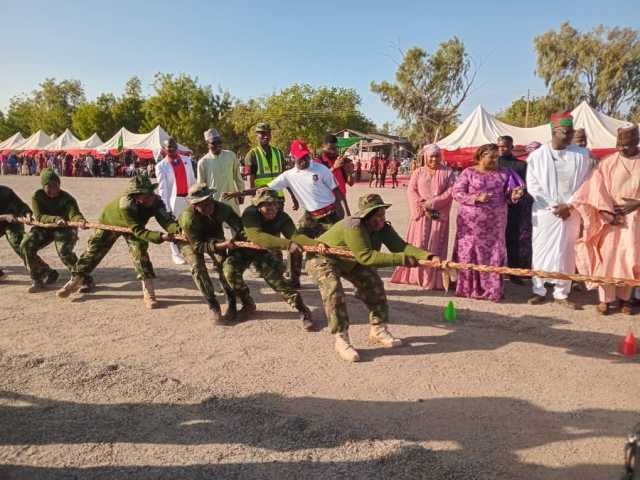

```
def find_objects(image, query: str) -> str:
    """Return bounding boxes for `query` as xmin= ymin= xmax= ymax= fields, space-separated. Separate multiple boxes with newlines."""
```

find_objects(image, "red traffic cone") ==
xmin=619 ymin=331 xmax=637 ymax=357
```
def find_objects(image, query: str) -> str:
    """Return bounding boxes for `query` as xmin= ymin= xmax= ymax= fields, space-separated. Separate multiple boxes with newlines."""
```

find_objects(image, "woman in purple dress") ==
xmin=452 ymin=144 xmax=525 ymax=302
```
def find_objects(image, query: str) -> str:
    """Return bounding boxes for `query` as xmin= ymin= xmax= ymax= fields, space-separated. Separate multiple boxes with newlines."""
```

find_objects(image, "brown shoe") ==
xmin=527 ymin=294 xmax=546 ymax=305
xmin=596 ymin=302 xmax=609 ymax=315
xmin=141 ymin=279 xmax=159 ymax=309
xmin=368 ymin=324 xmax=403 ymax=348
xmin=334 ymin=331 xmax=360 ymax=362
xmin=299 ymin=306 xmax=316 ymax=332
xmin=56 ymin=275 xmax=84 ymax=298
xmin=620 ymin=301 xmax=633 ymax=316
xmin=554 ymin=298 xmax=577 ymax=310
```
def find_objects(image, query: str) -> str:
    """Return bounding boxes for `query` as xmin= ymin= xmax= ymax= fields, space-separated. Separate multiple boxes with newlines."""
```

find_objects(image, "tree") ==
xmin=534 ymin=23 xmax=640 ymax=116
xmin=0 ymin=110 xmax=14 ymax=140
xmin=71 ymin=93 xmax=119 ymax=140
xmin=371 ymin=38 xmax=475 ymax=142
xmin=495 ymin=96 xmax=560 ymax=127
xmin=112 ymin=76 xmax=145 ymax=132
xmin=142 ymin=73 xmax=233 ymax=157
xmin=226 ymin=84 xmax=375 ymax=154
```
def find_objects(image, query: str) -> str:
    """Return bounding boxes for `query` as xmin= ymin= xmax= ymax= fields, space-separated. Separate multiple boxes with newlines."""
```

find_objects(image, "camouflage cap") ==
xmin=187 ymin=183 xmax=217 ymax=204
xmin=40 ymin=167 xmax=60 ymax=187
xmin=253 ymin=189 xmax=280 ymax=207
xmin=255 ymin=122 xmax=272 ymax=133
xmin=352 ymin=193 xmax=392 ymax=219
xmin=125 ymin=174 xmax=158 ymax=195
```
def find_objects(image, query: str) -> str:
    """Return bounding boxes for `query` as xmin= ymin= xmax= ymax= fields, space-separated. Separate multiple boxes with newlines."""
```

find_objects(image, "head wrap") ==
xmin=525 ymin=141 xmax=542 ymax=154
xmin=204 ymin=128 xmax=221 ymax=143
xmin=40 ymin=168 xmax=60 ymax=187
xmin=616 ymin=124 xmax=640 ymax=148
xmin=550 ymin=112 xmax=573 ymax=129
xmin=423 ymin=144 xmax=441 ymax=157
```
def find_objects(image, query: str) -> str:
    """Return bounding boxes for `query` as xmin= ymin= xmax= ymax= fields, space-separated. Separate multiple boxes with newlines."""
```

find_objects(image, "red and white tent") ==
xmin=0 ymin=132 xmax=26 ymax=155
xmin=437 ymin=101 xmax=636 ymax=167
xmin=15 ymin=130 xmax=53 ymax=155
xmin=43 ymin=128 xmax=80 ymax=151
xmin=96 ymin=126 xmax=191 ymax=160
xmin=65 ymin=133 xmax=104 ymax=155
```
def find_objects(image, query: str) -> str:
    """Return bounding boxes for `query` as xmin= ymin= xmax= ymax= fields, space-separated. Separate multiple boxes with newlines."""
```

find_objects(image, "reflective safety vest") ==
xmin=253 ymin=146 xmax=284 ymax=196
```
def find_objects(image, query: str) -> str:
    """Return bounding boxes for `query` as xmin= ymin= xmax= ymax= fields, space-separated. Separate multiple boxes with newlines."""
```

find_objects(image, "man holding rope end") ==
xmin=306 ymin=193 xmax=438 ymax=362
xmin=56 ymin=175 xmax=180 ymax=309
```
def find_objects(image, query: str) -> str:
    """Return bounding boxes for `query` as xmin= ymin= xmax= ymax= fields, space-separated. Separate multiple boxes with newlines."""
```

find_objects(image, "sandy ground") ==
xmin=0 ymin=175 xmax=638 ymax=480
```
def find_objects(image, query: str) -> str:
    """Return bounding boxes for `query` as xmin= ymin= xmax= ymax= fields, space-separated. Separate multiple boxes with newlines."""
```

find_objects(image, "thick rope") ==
xmin=17 ymin=219 xmax=640 ymax=288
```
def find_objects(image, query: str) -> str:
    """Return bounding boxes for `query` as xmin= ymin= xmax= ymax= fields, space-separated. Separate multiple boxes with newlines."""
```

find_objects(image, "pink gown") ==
xmin=391 ymin=165 xmax=455 ymax=289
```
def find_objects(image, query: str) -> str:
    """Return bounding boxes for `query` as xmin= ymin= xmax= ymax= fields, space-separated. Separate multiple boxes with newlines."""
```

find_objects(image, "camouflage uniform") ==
xmin=222 ymin=192 xmax=316 ymax=312
xmin=74 ymin=177 xmax=180 ymax=280
xmin=306 ymin=194 xmax=432 ymax=334
xmin=21 ymin=179 xmax=85 ymax=281
xmin=0 ymin=185 xmax=51 ymax=274
xmin=289 ymin=210 xmax=340 ymax=278
xmin=178 ymin=199 xmax=242 ymax=310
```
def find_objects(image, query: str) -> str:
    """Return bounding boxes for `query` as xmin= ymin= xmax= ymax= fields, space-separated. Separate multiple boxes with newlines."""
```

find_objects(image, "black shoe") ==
xmin=237 ymin=297 xmax=257 ymax=321
xmin=43 ymin=269 xmax=59 ymax=285
xmin=78 ymin=275 xmax=96 ymax=294
xmin=27 ymin=280 xmax=45 ymax=293
xmin=527 ymin=294 xmax=546 ymax=305
xmin=510 ymin=276 xmax=525 ymax=285
xmin=299 ymin=306 xmax=316 ymax=332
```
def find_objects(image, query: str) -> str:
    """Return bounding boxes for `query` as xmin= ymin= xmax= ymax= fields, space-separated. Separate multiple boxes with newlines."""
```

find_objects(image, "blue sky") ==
xmin=2 ymin=0 xmax=639 ymax=126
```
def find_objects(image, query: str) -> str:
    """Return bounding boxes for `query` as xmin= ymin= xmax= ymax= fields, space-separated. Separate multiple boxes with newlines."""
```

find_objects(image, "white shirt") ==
xmin=269 ymin=162 xmax=337 ymax=212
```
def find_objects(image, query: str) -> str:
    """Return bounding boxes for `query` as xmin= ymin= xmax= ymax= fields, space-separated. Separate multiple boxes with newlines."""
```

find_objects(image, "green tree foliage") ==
xmin=112 ymin=76 xmax=145 ymax=132
xmin=226 ymin=84 xmax=375 ymax=155
xmin=495 ymin=96 xmax=560 ymax=127
xmin=71 ymin=93 xmax=119 ymax=140
xmin=534 ymin=23 xmax=640 ymax=116
xmin=142 ymin=73 xmax=233 ymax=157
xmin=371 ymin=38 xmax=474 ymax=143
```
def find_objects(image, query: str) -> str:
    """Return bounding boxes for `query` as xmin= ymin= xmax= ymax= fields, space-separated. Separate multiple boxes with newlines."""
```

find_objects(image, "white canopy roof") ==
xmin=0 ymin=132 xmax=25 ymax=151
xmin=43 ymin=128 xmax=80 ymax=151
xmin=437 ymin=101 xmax=636 ymax=150
xmin=15 ymin=130 xmax=53 ymax=151
xmin=96 ymin=126 xmax=191 ymax=158
xmin=74 ymin=133 xmax=104 ymax=150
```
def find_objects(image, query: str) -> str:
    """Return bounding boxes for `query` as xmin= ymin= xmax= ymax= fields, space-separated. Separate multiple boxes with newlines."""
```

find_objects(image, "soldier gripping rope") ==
xmin=178 ymin=183 xmax=242 ymax=325
xmin=20 ymin=168 xmax=94 ymax=293
xmin=306 ymin=194 xmax=438 ymax=362
xmin=56 ymin=175 xmax=180 ymax=308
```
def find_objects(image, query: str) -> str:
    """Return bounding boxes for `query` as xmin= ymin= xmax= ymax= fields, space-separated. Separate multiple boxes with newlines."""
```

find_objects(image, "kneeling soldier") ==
xmin=223 ymin=189 xmax=315 ymax=330
xmin=179 ymin=183 xmax=242 ymax=325
xmin=0 ymin=185 xmax=52 ymax=280
xmin=20 ymin=168 xmax=93 ymax=293
xmin=307 ymin=194 xmax=437 ymax=362
xmin=57 ymin=175 xmax=180 ymax=308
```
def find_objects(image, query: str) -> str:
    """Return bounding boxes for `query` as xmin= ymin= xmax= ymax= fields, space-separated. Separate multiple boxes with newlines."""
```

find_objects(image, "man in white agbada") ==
xmin=155 ymin=137 xmax=197 ymax=265
xmin=526 ymin=112 xmax=592 ymax=308
xmin=197 ymin=128 xmax=244 ymax=214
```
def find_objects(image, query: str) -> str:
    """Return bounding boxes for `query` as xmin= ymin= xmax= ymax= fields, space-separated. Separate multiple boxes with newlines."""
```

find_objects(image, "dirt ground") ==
xmin=0 ymin=175 xmax=638 ymax=480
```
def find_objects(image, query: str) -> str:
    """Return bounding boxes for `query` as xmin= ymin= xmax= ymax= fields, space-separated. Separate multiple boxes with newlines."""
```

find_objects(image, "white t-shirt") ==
xmin=268 ymin=162 xmax=337 ymax=211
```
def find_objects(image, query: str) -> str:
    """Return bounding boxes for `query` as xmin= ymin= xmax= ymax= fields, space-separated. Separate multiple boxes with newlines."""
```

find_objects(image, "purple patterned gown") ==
xmin=452 ymin=167 xmax=524 ymax=302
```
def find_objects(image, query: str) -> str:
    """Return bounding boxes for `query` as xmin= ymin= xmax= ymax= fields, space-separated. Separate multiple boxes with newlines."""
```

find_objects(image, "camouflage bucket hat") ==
xmin=352 ymin=193 xmax=392 ymax=219
xmin=255 ymin=122 xmax=272 ymax=133
xmin=187 ymin=183 xmax=217 ymax=204
xmin=125 ymin=175 xmax=158 ymax=195
xmin=253 ymin=189 xmax=280 ymax=207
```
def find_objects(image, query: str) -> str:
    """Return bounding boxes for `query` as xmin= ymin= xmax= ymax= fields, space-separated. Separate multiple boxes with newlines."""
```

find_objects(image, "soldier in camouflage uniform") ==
xmin=222 ymin=189 xmax=317 ymax=331
xmin=178 ymin=183 xmax=242 ymax=325
xmin=0 ymin=185 xmax=52 ymax=281
xmin=57 ymin=175 xmax=180 ymax=309
xmin=20 ymin=168 xmax=95 ymax=293
xmin=307 ymin=194 xmax=437 ymax=362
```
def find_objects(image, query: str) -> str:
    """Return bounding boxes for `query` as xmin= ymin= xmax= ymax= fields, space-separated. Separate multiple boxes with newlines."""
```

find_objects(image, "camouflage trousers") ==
xmin=306 ymin=256 xmax=388 ymax=334
xmin=179 ymin=241 xmax=235 ymax=310
xmin=74 ymin=229 xmax=155 ymax=280
xmin=1 ymin=223 xmax=50 ymax=273
xmin=288 ymin=210 xmax=340 ymax=281
xmin=20 ymin=227 xmax=78 ymax=281
xmin=223 ymin=249 xmax=305 ymax=311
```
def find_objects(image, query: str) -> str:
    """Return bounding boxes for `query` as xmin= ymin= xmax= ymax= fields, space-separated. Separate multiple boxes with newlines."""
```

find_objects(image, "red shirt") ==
xmin=387 ymin=159 xmax=399 ymax=175
xmin=317 ymin=153 xmax=347 ymax=195
xmin=169 ymin=156 xmax=188 ymax=196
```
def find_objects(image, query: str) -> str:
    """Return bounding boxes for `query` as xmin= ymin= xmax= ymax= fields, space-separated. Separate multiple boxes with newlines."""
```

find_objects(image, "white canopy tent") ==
xmin=96 ymin=126 xmax=191 ymax=160
xmin=15 ymin=130 xmax=53 ymax=152
xmin=43 ymin=128 xmax=80 ymax=151
xmin=0 ymin=132 xmax=26 ymax=152
xmin=62 ymin=132 xmax=104 ymax=153
xmin=438 ymin=101 xmax=635 ymax=150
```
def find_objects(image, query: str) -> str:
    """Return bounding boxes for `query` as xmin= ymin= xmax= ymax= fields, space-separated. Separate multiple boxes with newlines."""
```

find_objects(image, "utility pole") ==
xmin=525 ymin=89 xmax=531 ymax=128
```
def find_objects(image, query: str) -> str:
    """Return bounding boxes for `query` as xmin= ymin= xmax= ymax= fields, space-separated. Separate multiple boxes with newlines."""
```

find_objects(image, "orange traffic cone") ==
xmin=619 ymin=331 xmax=637 ymax=357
